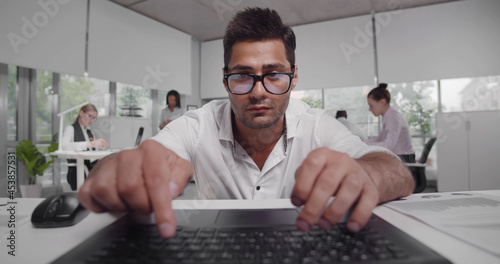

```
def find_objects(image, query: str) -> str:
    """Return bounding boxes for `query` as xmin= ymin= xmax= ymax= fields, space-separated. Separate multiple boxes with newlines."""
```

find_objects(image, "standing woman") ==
xmin=159 ymin=90 xmax=184 ymax=130
xmin=364 ymin=83 xmax=415 ymax=163
xmin=62 ymin=103 xmax=108 ymax=190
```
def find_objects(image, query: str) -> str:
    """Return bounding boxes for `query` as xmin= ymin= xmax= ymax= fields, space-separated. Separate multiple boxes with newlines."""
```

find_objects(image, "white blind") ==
xmin=0 ymin=0 xmax=86 ymax=76
xmin=293 ymin=14 xmax=375 ymax=90
xmin=200 ymin=39 xmax=225 ymax=99
xmin=377 ymin=0 xmax=500 ymax=83
xmin=88 ymin=0 xmax=192 ymax=94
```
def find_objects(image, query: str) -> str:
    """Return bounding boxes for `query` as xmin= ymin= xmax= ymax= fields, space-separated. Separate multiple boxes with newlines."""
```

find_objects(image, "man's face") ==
xmin=224 ymin=39 xmax=298 ymax=129
xmin=367 ymin=97 xmax=386 ymax=117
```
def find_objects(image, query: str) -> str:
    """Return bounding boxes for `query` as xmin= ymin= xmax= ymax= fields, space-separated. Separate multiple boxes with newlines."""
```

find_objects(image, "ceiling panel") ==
xmin=109 ymin=0 xmax=457 ymax=41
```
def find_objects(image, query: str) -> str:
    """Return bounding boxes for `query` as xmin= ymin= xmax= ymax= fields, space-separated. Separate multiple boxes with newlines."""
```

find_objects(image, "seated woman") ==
xmin=364 ymin=83 xmax=415 ymax=163
xmin=61 ymin=103 xmax=108 ymax=190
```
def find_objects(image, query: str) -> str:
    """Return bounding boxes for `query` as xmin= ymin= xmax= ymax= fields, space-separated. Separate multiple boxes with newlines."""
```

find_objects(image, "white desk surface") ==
xmin=1 ymin=190 xmax=499 ymax=264
xmin=50 ymin=150 xmax=115 ymax=160
xmin=49 ymin=150 xmax=116 ymax=190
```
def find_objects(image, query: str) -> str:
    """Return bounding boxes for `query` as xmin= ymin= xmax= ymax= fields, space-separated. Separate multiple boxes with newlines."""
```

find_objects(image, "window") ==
xmin=291 ymin=89 xmax=323 ymax=108
xmin=323 ymin=85 xmax=376 ymax=137
xmin=36 ymin=70 xmax=54 ymax=142
xmin=441 ymin=75 xmax=500 ymax=112
xmin=158 ymin=90 xmax=168 ymax=111
xmin=60 ymin=75 xmax=109 ymax=126
xmin=8 ymin=65 xmax=17 ymax=141
xmin=387 ymin=81 xmax=438 ymax=144
xmin=117 ymin=83 xmax=151 ymax=118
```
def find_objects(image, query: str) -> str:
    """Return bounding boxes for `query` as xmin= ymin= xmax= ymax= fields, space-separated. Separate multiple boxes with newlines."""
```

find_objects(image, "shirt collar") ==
xmin=215 ymin=100 xmax=291 ymax=154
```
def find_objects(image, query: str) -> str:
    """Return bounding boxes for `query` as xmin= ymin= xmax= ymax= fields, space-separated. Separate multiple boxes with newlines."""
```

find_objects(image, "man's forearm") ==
xmin=356 ymin=152 xmax=414 ymax=203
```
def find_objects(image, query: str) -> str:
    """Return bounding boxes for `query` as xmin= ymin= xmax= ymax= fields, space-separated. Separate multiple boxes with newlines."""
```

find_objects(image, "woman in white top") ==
xmin=61 ymin=103 xmax=108 ymax=190
xmin=364 ymin=83 xmax=415 ymax=163
xmin=159 ymin=90 xmax=185 ymax=130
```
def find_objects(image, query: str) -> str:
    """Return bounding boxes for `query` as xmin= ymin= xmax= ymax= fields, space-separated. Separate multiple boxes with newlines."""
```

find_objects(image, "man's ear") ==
xmin=291 ymin=64 xmax=299 ymax=91
xmin=222 ymin=67 xmax=230 ymax=93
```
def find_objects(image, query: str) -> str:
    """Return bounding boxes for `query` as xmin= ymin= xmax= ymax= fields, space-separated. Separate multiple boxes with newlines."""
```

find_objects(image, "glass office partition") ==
xmin=36 ymin=70 xmax=54 ymax=142
xmin=8 ymin=65 xmax=17 ymax=142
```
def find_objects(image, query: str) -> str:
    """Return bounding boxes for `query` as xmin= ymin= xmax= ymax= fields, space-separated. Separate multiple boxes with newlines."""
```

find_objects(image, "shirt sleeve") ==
xmin=61 ymin=125 xmax=88 ymax=151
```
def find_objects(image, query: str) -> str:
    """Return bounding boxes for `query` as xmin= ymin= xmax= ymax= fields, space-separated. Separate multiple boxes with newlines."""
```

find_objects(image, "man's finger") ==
xmin=117 ymin=149 xmax=151 ymax=214
xmin=292 ymin=148 xmax=329 ymax=206
xmin=141 ymin=141 xmax=177 ymax=238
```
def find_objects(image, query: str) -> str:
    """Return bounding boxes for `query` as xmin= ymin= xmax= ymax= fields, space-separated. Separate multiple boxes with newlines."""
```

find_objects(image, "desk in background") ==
xmin=1 ymin=190 xmax=499 ymax=264
xmin=49 ymin=150 xmax=115 ymax=190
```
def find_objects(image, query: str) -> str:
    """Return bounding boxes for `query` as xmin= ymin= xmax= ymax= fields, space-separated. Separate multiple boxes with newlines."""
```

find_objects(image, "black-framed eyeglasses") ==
xmin=224 ymin=66 xmax=295 ymax=95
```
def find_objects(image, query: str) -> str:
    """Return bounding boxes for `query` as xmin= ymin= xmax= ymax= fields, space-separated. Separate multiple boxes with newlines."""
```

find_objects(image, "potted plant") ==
xmin=15 ymin=135 xmax=58 ymax=197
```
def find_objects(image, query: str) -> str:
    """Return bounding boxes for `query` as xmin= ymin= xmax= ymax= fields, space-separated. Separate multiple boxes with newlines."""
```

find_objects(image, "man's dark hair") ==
xmin=223 ymin=7 xmax=296 ymax=69
xmin=367 ymin=83 xmax=391 ymax=103
xmin=336 ymin=110 xmax=347 ymax=119
xmin=166 ymin=90 xmax=181 ymax=108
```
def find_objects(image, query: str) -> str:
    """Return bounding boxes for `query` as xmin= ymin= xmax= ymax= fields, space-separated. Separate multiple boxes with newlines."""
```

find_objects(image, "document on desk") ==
xmin=384 ymin=192 xmax=500 ymax=257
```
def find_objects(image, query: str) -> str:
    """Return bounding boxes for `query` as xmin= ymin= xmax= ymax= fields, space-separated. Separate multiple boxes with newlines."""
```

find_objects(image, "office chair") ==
xmin=405 ymin=137 xmax=437 ymax=193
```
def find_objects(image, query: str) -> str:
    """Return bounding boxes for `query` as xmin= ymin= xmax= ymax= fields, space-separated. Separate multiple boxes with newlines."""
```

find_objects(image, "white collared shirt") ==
xmin=61 ymin=124 xmax=90 ymax=151
xmin=152 ymin=98 xmax=393 ymax=200
xmin=160 ymin=107 xmax=185 ymax=124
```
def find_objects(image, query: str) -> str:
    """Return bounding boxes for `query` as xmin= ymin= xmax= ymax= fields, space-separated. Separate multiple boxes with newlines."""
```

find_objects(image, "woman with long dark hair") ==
xmin=159 ymin=90 xmax=184 ymax=129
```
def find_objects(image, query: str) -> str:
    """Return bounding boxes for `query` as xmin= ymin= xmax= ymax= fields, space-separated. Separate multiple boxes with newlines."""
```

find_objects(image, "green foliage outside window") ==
xmin=119 ymin=86 xmax=149 ymax=116
xmin=301 ymin=96 xmax=322 ymax=109
xmin=60 ymin=75 xmax=96 ymax=125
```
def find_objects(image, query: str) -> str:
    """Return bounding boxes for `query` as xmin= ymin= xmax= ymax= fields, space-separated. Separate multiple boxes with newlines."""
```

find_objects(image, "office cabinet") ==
xmin=91 ymin=116 xmax=152 ymax=150
xmin=436 ymin=111 xmax=500 ymax=191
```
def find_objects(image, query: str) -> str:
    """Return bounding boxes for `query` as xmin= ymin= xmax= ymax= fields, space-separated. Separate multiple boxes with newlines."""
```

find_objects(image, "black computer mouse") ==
xmin=31 ymin=192 xmax=90 ymax=228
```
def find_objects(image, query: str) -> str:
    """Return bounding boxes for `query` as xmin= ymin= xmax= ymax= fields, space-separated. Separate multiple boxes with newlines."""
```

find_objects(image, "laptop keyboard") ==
xmin=85 ymin=219 xmax=410 ymax=264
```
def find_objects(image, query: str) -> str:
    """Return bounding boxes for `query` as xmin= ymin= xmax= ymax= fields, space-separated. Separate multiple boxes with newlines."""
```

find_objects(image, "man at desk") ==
xmin=79 ymin=8 xmax=414 ymax=238
xmin=62 ymin=103 xmax=109 ymax=190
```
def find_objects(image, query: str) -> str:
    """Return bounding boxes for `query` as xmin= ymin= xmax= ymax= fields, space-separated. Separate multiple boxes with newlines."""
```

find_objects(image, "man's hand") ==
xmin=291 ymin=147 xmax=414 ymax=233
xmin=78 ymin=140 xmax=194 ymax=238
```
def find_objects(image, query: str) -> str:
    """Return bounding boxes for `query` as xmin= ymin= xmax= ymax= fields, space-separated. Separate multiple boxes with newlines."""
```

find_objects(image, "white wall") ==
xmin=377 ymin=0 xmax=500 ymax=83
xmin=0 ymin=0 xmax=86 ymax=76
xmin=200 ymin=39 xmax=225 ymax=99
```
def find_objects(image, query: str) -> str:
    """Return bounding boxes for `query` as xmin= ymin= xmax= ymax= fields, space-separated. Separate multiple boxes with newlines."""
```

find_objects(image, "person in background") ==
xmin=61 ymin=103 xmax=109 ymax=190
xmin=335 ymin=110 xmax=368 ymax=141
xmin=79 ymin=8 xmax=414 ymax=239
xmin=159 ymin=90 xmax=184 ymax=130
xmin=364 ymin=83 xmax=415 ymax=163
